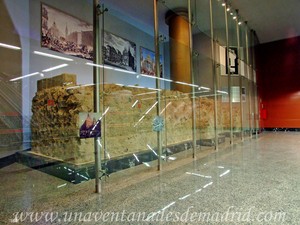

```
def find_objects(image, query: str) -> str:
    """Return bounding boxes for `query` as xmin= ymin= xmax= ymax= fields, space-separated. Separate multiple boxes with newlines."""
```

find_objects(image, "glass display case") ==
xmin=0 ymin=0 xmax=259 ymax=196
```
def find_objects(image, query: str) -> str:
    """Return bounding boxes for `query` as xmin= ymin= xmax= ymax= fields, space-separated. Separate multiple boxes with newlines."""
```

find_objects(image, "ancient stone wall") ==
xmin=31 ymin=74 xmax=240 ymax=164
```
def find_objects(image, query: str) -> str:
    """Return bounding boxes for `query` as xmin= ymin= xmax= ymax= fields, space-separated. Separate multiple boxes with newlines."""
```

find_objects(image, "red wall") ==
xmin=256 ymin=36 xmax=300 ymax=128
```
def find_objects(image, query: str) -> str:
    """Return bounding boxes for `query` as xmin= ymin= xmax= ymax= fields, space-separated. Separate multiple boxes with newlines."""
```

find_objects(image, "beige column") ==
xmin=166 ymin=10 xmax=191 ymax=93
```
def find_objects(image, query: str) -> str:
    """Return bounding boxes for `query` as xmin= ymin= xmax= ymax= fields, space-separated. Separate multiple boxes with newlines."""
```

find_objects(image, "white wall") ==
xmin=4 ymin=0 xmax=31 ymax=147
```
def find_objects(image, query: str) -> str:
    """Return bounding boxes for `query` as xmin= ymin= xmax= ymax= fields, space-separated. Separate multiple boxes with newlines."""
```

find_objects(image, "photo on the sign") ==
xmin=79 ymin=112 xmax=101 ymax=139
xmin=140 ymin=47 xmax=163 ymax=77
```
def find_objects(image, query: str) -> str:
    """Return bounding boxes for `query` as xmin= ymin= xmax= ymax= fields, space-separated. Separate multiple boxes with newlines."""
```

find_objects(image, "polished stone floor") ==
xmin=0 ymin=132 xmax=299 ymax=224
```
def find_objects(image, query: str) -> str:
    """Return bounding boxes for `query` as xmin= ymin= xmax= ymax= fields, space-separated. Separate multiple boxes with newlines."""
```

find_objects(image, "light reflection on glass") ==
xmin=203 ymin=182 xmax=213 ymax=188
xmin=57 ymin=183 xmax=67 ymax=188
xmin=34 ymin=51 xmax=73 ymax=61
xmin=42 ymin=64 xmax=68 ymax=72
xmin=133 ymin=153 xmax=140 ymax=162
xmin=10 ymin=72 xmax=40 ymax=81
xmin=186 ymin=172 xmax=212 ymax=179
xmin=219 ymin=169 xmax=230 ymax=177
xmin=179 ymin=194 xmax=191 ymax=200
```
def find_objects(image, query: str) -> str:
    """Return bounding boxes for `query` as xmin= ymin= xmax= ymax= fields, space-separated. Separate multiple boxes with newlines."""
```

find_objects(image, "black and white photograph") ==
xmin=103 ymin=31 xmax=136 ymax=72
xmin=41 ymin=4 xmax=93 ymax=60
xmin=226 ymin=47 xmax=238 ymax=75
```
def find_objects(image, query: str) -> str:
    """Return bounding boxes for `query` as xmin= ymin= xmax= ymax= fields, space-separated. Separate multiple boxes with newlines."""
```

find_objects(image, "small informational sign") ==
xmin=79 ymin=112 xmax=101 ymax=138
xmin=152 ymin=116 xmax=164 ymax=132
xmin=241 ymin=87 xmax=246 ymax=102
xmin=47 ymin=99 xmax=55 ymax=106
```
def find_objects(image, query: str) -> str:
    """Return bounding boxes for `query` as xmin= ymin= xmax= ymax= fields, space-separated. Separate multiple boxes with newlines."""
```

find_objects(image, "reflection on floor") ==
xmin=0 ymin=132 xmax=299 ymax=224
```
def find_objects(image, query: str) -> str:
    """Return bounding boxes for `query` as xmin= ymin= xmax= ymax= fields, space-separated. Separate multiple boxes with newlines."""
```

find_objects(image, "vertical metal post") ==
xmin=153 ymin=0 xmax=162 ymax=170
xmin=209 ymin=0 xmax=218 ymax=151
xmin=224 ymin=4 xmax=233 ymax=145
xmin=245 ymin=25 xmax=252 ymax=138
xmin=237 ymin=20 xmax=244 ymax=141
xmin=93 ymin=0 xmax=101 ymax=193
xmin=101 ymin=4 xmax=106 ymax=165
xmin=188 ymin=0 xmax=197 ymax=158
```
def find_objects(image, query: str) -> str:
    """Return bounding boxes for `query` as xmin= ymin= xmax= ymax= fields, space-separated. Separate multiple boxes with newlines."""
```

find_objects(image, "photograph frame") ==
xmin=103 ymin=31 xmax=137 ymax=72
xmin=140 ymin=46 xmax=163 ymax=77
xmin=226 ymin=47 xmax=239 ymax=75
xmin=79 ymin=112 xmax=101 ymax=139
xmin=41 ymin=3 xmax=93 ymax=60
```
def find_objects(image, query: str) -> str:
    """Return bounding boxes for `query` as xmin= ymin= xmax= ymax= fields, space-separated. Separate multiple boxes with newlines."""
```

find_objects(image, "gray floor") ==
xmin=0 ymin=132 xmax=299 ymax=224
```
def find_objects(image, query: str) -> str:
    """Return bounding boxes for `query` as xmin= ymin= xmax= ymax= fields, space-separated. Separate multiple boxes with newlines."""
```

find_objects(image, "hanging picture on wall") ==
xmin=103 ymin=31 xmax=137 ymax=72
xmin=41 ymin=4 xmax=93 ymax=60
xmin=219 ymin=46 xmax=238 ymax=75
xmin=226 ymin=47 xmax=238 ymax=75
xmin=140 ymin=47 xmax=163 ymax=77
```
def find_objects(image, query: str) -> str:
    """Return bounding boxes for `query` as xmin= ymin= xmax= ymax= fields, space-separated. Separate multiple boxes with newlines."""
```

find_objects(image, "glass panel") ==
xmin=248 ymin=30 xmax=254 ymax=80
xmin=242 ymin=77 xmax=250 ymax=137
xmin=253 ymin=83 xmax=259 ymax=134
xmin=1 ymin=1 xmax=259 ymax=221
xmin=251 ymin=31 xmax=259 ymax=134
xmin=238 ymin=23 xmax=247 ymax=78
xmin=249 ymin=80 xmax=255 ymax=135
xmin=193 ymin=0 xmax=212 ymax=37
xmin=192 ymin=0 xmax=216 ymax=153
xmin=238 ymin=23 xmax=249 ymax=137
xmin=212 ymin=0 xmax=230 ymax=147
xmin=29 ymin=0 xmax=95 ymax=182
xmin=246 ymin=28 xmax=254 ymax=135
xmin=250 ymin=31 xmax=259 ymax=134
xmin=100 ymin=0 xmax=161 ymax=173
xmin=159 ymin=0 xmax=194 ymax=164
xmin=1 ymin=0 xmax=95 ymax=216
xmin=0 ymin=0 xmax=23 ymax=154
xmin=227 ymin=4 xmax=241 ymax=143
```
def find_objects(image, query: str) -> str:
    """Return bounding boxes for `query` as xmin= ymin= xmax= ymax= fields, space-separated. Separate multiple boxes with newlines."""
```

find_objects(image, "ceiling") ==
xmin=101 ymin=0 xmax=300 ymax=44
xmin=231 ymin=0 xmax=300 ymax=43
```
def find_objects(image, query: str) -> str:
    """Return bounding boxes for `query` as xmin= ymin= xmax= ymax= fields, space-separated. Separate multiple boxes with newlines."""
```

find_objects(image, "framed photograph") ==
xmin=103 ymin=31 xmax=137 ymax=72
xmin=79 ymin=112 xmax=101 ymax=139
xmin=226 ymin=47 xmax=238 ymax=75
xmin=41 ymin=4 xmax=93 ymax=60
xmin=219 ymin=46 xmax=238 ymax=75
xmin=140 ymin=46 xmax=163 ymax=77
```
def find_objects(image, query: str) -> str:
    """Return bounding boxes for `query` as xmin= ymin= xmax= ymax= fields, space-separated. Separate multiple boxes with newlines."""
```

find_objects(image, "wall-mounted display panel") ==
xmin=41 ymin=3 xmax=93 ymax=60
